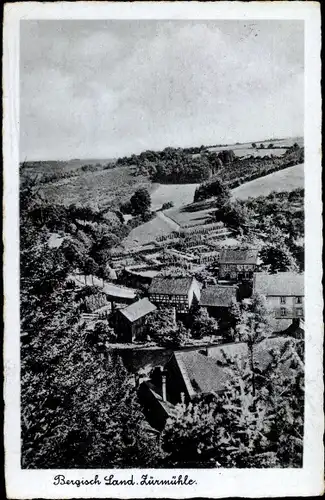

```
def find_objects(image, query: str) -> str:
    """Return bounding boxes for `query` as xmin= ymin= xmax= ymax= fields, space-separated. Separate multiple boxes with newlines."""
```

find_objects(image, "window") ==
xmin=280 ymin=297 xmax=286 ymax=304
xmin=296 ymin=308 xmax=303 ymax=317
xmin=296 ymin=297 xmax=302 ymax=304
xmin=280 ymin=308 xmax=287 ymax=317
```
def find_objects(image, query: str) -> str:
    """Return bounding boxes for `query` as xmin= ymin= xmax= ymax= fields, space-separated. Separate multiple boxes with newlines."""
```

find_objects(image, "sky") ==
xmin=20 ymin=20 xmax=304 ymax=161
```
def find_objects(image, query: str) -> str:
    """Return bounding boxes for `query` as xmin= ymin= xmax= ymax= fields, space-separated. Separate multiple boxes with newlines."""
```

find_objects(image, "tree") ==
xmin=130 ymin=188 xmax=151 ymax=216
xmin=217 ymin=200 xmax=250 ymax=231
xmin=161 ymin=201 xmax=174 ymax=210
xmin=159 ymin=265 xmax=192 ymax=278
xmin=259 ymin=244 xmax=299 ymax=274
xmin=22 ymin=343 xmax=161 ymax=468
xmin=235 ymin=294 xmax=272 ymax=397
xmin=163 ymin=322 xmax=190 ymax=348
xmin=228 ymin=299 xmax=242 ymax=334
xmin=61 ymin=237 xmax=87 ymax=272
xmin=260 ymin=143 xmax=265 ymax=149
xmin=83 ymin=257 xmax=99 ymax=285
xmin=251 ymin=143 xmax=257 ymax=149
xmin=144 ymin=308 xmax=176 ymax=345
xmin=191 ymin=308 xmax=219 ymax=340
xmin=218 ymin=150 xmax=235 ymax=165
xmin=120 ymin=200 xmax=133 ymax=215
xmin=194 ymin=177 xmax=231 ymax=204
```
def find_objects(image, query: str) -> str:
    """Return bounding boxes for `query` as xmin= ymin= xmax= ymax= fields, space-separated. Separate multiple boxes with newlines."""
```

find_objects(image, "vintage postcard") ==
xmin=3 ymin=1 xmax=323 ymax=498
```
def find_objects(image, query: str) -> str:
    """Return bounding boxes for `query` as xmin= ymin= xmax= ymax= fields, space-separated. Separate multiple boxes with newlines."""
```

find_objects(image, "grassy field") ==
xmin=207 ymin=136 xmax=303 ymax=153
xmin=37 ymin=166 xmax=153 ymax=211
xmin=231 ymin=163 xmax=304 ymax=200
xmin=233 ymin=148 xmax=285 ymax=159
xmin=151 ymin=183 xmax=199 ymax=211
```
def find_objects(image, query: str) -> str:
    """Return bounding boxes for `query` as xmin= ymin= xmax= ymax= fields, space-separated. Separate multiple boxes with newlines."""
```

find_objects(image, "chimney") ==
xmin=161 ymin=368 xmax=167 ymax=402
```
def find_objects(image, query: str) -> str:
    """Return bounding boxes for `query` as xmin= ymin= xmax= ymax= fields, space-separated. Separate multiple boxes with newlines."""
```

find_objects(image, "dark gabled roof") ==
xmin=219 ymin=248 xmax=259 ymax=265
xmin=119 ymin=298 xmax=156 ymax=323
xmin=200 ymin=285 xmax=237 ymax=308
xmin=149 ymin=277 xmax=195 ymax=296
xmin=202 ymin=336 xmax=299 ymax=377
xmin=141 ymin=380 xmax=177 ymax=416
xmin=172 ymin=351 xmax=230 ymax=395
xmin=254 ymin=272 xmax=304 ymax=296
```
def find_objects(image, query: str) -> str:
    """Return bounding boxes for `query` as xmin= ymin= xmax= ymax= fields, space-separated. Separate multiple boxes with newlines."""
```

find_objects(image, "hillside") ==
xmin=21 ymin=136 xmax=303 ymax=215
xmin=231 ymin=163 xmax=304 ymax=200
xmin=32 ymin=166 xmax=153 ymax=212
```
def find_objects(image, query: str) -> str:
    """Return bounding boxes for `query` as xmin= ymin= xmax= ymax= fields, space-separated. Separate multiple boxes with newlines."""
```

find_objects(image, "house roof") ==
xmin=125 ymin=267 xmax=159 ymax=279
xmin=168 ymin=335 xmax=299 ymax=398
xmin=119 ymin=298 xmax=156 ymax=323
xmin=254 ymin=272 xmax=304 ymax=296
xmin=172 ymin=351 xmax=230 ymax=395
xmin=194 ymin=336 xmax=298 ymax=381
xmin=141 ymin=380 xmax=178 ymax=416
xmin=149 ymin=277 xmax=195 ymax=296
xmin=203 ymin=336 xmax=299 ymax=375
xmin=200 ymin=285 xmax=237 ymax=308
xmin=219 ymin=248 xmax=259 ymax=265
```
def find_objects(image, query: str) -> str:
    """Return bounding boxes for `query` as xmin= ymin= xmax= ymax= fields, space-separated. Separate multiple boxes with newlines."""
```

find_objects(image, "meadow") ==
xmin=150 ymin=183 xmax=199 ymax=211
xmin=231 ymin=148 xmax=285 ymax=159
xmin=207 ymin=136 xmax=303 ymax=153
xmin=231 ymin=163 xmax=304 ymax=200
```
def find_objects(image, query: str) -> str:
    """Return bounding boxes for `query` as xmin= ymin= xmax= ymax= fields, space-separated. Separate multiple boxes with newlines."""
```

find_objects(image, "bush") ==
xmin=161 ymin=201 xmax=174 ymax=210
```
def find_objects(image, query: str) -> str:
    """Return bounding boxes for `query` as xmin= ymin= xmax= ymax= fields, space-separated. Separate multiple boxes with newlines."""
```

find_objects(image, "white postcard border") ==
xmin=3 ymin=2 xmax=323 ymax=498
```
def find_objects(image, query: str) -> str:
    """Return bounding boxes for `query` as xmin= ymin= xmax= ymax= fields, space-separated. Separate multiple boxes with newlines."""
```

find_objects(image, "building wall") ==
xmin=266 ymin=295 xmax=304 ymax=319
xmin=116 ymin=311 xmax=133 ymax=343
xmin=132 ymin=316 xmax=148 ymax=340
xmin=116 ymin=312 xmax=151 ymax=342
xmin=219 ymin=263 xmax=256 ymax=280
xmin=149 ymin=292 xmax=189 ymax=312
xmin=199 ymin=252 xmax=220 ymax=264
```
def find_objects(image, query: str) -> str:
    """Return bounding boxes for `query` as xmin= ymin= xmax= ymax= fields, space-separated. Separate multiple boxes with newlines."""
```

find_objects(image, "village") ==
xmin=64 ymin=203 xmax=304 ymax=434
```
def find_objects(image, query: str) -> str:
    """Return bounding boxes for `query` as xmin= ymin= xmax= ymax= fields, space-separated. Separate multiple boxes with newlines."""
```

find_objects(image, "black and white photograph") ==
xmin=3 ymin=2 xmax=323 ymax=498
